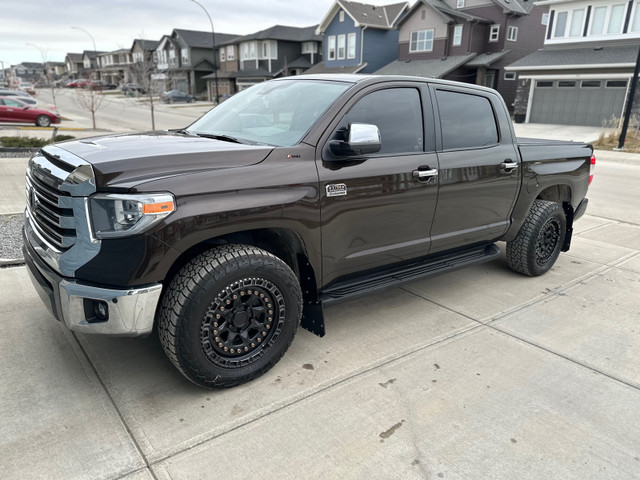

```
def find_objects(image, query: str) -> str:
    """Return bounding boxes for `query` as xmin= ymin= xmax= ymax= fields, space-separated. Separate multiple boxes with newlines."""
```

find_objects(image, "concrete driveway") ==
xmin=1 ymin=150 xmax=639 ymax=479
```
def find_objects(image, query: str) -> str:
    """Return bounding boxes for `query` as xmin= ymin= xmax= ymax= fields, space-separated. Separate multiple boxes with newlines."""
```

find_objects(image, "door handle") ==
xmin=500 ymin=159 xmax=518 ymax=173
xmin=412 ymin=167 xmax=438 ymax=180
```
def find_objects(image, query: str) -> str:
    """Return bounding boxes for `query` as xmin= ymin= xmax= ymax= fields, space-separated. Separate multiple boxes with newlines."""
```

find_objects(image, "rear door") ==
xmin=317 ymin=82 xmax=439 ymax=286
xmin=429 ymin=85 xmax=521 ymax=253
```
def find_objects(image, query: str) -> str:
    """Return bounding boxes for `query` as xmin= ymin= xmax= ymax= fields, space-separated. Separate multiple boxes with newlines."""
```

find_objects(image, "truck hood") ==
xmin=54 ymin=131 xmax=274 ymax=189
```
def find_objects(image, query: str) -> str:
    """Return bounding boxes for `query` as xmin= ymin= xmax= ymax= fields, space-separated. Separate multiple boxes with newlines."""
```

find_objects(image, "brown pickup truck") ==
xmin=23 ymin=74 xmax=594 ymax=388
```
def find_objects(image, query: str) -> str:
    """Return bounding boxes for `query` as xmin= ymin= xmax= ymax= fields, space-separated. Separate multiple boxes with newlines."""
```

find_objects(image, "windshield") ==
xmin=187 ymin=79 xmax=352 ymax=147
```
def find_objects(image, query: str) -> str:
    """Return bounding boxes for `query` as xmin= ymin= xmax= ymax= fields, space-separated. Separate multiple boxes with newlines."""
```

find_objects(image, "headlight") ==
xmin=89 ymin=193 xmax=175 ymax=239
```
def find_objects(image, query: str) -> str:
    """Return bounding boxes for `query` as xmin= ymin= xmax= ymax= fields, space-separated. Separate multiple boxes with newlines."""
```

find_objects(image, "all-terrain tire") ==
xmin=158 ymin=245 xmax=302 ymax=388
xmin=36 ymin=115 xmax=51 ymax=127
xmin=506 ymin=200 xmax=566 ymax=277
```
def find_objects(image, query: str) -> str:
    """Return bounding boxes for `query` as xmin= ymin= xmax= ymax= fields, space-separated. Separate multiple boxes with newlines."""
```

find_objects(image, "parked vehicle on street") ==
xmin=89 ymin=80 xmax=117 ymax=90
xmin=19 ymin=82 xmax=36 ymax=95
xmin=161 ymin=89 xmax=195 ymax=103
xmin=0 ymin=96 xmax=61 ymax=126
xmin=23 ymin=75 xmax=594 ymax=389
xmin=0 ymin=88 xmax=33 ymax=98
xmin=121 ymin=83 xmax=146 ymax=95
xmin=66 ymin=79 xmax=90 ymax=88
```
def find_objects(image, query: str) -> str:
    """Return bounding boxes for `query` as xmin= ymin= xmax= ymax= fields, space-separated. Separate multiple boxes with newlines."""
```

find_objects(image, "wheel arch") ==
xmin=162 ymin=227 xmax=324 ymax=335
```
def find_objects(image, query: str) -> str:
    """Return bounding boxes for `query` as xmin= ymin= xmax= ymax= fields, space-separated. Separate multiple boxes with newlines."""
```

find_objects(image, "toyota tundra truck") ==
xmin=23 ymin=75 xmax=595 ymax=388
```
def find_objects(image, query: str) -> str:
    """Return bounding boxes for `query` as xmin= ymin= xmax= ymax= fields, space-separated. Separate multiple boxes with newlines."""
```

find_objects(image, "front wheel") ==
xmin=506 ymin=200 xmax=566 ymax=276
xmin=36 ymin=115 xmax=51 ymax=127
xmin=158 ymin=245 xmax=303 ymax=388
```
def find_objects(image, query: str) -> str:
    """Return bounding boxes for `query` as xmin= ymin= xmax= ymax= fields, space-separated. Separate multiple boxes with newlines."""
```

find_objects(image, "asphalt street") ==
xmin=0 ymin=98 xmax=639 ymax=479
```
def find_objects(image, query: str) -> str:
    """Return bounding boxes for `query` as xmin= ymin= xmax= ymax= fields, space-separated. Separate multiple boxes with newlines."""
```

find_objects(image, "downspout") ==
xmin=445 ymin=22 xmax=451 ymax=58
xmin=360 ymin=26 xmax=367 ymax=70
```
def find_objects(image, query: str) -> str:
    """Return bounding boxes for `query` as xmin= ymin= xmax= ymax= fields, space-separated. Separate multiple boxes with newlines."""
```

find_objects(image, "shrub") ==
xmin=0 ymin=135 xmax=75 ymax=148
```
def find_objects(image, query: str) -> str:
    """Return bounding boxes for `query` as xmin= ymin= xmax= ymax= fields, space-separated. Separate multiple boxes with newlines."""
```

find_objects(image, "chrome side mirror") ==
xmin=329 ymin=123 xmax=382 ymax=158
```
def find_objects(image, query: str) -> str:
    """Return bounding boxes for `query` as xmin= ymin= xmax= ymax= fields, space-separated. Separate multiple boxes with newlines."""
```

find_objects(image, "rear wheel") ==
xmin=36 ymin=115 xmax=51 ymax=127
xmin=506 ymin=200 xmax=566 ymax=276
xmin=158 ymin=245 xmax=302 ymax=388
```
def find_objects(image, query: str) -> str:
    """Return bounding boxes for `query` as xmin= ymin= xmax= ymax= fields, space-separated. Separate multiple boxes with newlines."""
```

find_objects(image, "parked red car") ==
xmin=66 ymin=79 xmax=90 ymax=88
xmin=0 ymin=96 xmax=61 ymax=127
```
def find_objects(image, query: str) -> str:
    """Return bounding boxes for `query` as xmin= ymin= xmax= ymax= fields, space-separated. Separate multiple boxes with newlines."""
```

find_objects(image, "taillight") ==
xmin=588 ymin=154 xmax=596 ymax=185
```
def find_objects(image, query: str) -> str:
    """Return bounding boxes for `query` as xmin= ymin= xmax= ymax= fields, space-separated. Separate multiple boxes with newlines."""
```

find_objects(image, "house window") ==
xmin=632 ymin=2 xmax=640 ymax=32
xmin=347 ymin=33 xmax=356 ymax=59
xmin=227 ymin=46 xmax=235 ymax=61
xmin=541 ymin=13 xmax=549 ymax=25
xmin=328 ymin=36 xmax=336 ymax=60
xmin=536 ymin=81 xmax=553 ymax=87
xmin=608 ymin=4 xmax=626 ymax=34
xmin=302 ymin=42 xmax=317 ymax=54
xmin=457 ymin=0 xmax=464 ymax=7
xmin=504 ymin=72 xmax=516 ymax=81
xmin=507 ymin=26 xmax=518 ymax=42
xmin=606 ymin=80 xmax=628 ymax=88
xmin=489 ymin=25 xmax=500 ymax=42
xmin=181 ymin=48 xmax=190 ymax=65
xmin=558 ymin=81 xmax=576 ymax=87
xmin=219 ymin=49 xmax=225 ymax=62
xmin=410 ymin=29 xmax=434 ymax=52
xmin=554 ymin=11 xmax=568 ymax=37
xmin=589 ymin=4 xmax=627 ymax=36
xmin=421 ymin=10 xmax=426 ymax=20
xmin=240 ymin=42 xmax=257 ymax=60
xmin=453 ymin=25 xmax=463 ymax=46
xmin=261 ymin=40 xmax=277 ymax=60
xmin=337 ymin=34 xmax=346 ymax=59
xmin=581 ymin=81 xmax=601 ymax=88
xmin=569 ymin=9 xmax=585 ymax=36
xmin=339 ymin=11 xmax=344 ymax=22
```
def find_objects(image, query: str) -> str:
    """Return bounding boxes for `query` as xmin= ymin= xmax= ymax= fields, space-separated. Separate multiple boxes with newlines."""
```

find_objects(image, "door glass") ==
xmin=436 ymin=90 xmax=499 ymax=150
xmin=345 ymin=88 xmax=424 ymax=154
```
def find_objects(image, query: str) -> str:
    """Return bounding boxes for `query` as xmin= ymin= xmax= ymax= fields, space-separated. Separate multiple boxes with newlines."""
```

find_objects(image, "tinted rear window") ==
xmin=436 ymin=90 xmax=499 ymax=150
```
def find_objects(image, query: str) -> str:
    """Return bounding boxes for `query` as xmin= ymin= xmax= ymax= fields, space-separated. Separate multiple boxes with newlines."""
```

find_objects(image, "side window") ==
xmin=435 ymin=90 xmax=499 ymax=150
xmin=345 ymin=88 xmax=423 ymax=155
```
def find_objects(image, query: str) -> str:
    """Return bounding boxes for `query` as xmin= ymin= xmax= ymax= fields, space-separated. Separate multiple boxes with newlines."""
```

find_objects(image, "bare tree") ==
xmin=75 ymin=87 xmax=105 ymax=129
xmin=128 ymin=54 xmax=164 ymax=130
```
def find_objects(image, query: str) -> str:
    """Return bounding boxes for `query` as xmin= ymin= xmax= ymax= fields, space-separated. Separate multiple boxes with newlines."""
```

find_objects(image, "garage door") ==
xmin=529 ymin=79 xmax=628 ymax=126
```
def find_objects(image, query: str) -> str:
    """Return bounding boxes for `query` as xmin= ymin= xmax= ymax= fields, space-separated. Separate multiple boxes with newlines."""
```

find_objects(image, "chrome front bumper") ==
xmin=24 ymin=231 xmax=162 ymax=337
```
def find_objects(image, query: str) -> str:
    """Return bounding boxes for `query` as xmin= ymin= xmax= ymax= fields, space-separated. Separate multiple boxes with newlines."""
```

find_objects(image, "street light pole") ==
xmin=616 ymin=45 xmax=640 ymax=150
xmin=190 ymin=0 xmax=219 ymax=104
xmin=26 ymin=42 xmax=58 ymax=109
xmin=71 ymin=26 xmax=101 ymax=81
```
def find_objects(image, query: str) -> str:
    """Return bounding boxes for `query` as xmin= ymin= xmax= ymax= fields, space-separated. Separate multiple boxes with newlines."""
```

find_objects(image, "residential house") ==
xmin=82 ymin=51 xmax=104 ymax=79
xmin=44 ymin=62 xmax=66 ymax=80
xmin=65 ymin=53 xmax=84 ymax=79
xmin=97 ymin=49 xmax=132 ymax=85
xmin=10 ymin=62 xmax=45 ymax=83
xmin=307 ymin=1 xmax=408 ymax=74
xmin=211 ymin=25 xmax=322 ymax=96
xmin=376 ymin=0 xmax=548 ymax=111
xmin=131 ymin=39 xmax=159 ymax=65
xmin=507 ymin=0 xmax=640 ymax=126
xmin=155 ymin=29 xmax=238 ymax=97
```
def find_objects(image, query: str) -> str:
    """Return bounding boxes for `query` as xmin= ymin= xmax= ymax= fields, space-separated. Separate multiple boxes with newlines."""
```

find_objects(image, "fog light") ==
xmin=93 ymin=300 xmax=109 ymax=321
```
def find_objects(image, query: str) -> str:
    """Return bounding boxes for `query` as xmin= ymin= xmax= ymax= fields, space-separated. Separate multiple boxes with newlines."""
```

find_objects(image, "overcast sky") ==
xmin=1 ymin=0 xmax=412 ymax=67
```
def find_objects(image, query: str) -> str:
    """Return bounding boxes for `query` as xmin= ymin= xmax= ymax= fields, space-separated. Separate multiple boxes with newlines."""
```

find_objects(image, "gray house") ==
xmin=155 ymin=29 xmax=239 ymax=96
xmin=211 ymin=25 xmax=321 ymax=95
xmin=376 ymin=0 xmax=548 ymax=111
xmin=507 ymin=0 xmax=640 ymax=126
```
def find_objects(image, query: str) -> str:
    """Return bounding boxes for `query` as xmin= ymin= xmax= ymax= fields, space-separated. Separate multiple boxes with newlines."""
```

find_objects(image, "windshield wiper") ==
xmin=194 ymin=132 xmax=246 ymax=144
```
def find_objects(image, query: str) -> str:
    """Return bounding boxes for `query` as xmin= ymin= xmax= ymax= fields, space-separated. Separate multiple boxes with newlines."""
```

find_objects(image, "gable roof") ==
xmin=65 ymin=53 xmax=83 ymax=63
xmin=399 ymin=0 xmax=491 ymax=27
xmin=219 ymin=25 xmax=320 ymax=46
xmin=491 ymin=0 xmax=532 ymax=15
xmin=317 ymin=1 xmax=409 ymax=34
xmin=173 ymin=29 xmax=240 ymax=49
xmin=131 ymin=39 xmax=159 ymax=52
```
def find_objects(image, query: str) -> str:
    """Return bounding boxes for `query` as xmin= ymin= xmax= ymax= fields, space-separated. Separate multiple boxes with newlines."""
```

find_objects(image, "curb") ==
xmin=0 ymin=257 xmax=25 ymax=267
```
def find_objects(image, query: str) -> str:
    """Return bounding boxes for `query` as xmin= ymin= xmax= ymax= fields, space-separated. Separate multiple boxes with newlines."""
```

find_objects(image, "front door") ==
xmin=317 ymin=84 xmax=439 ymax=286
xmin=429 ymin=86 xmax=521 ymax=253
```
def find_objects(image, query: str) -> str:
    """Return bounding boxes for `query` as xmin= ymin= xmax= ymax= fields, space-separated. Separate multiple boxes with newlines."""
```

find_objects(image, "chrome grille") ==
xmin=26 ymin=171 xmax=77 ymax=251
